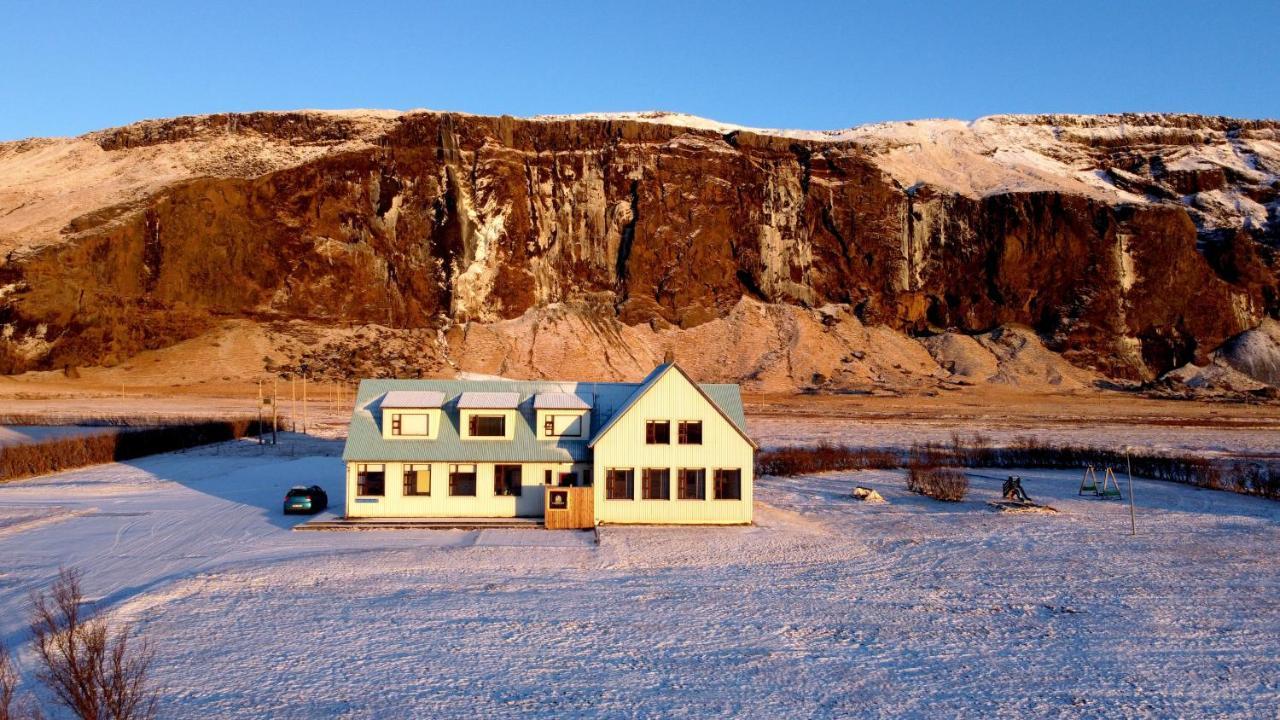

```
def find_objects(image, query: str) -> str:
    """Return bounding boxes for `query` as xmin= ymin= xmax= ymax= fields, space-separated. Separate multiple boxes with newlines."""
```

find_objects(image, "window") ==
xmin=404 ymin=464 xmax=431 ymax=496
xmin=714 ymin=469 xmax=742 ymax=500
xmin=544 ymin=469 xmax=554 ymax=485
xmin=494 ymin=464 xmax=522 ymax=496
xmin=642 ymin=468 xmax=670 ymax=500
xmin=645 ymin=420 xmax=670 ymax=444
xmin=468 ymin=415 xmax=506 ymax=437
xmin=356 ymin=464 xmax=385 ymax=496
xmin=606 ymin=469 xmax=634 ymax=500
xmin=543 ymin=414 xmax=583 ymax=437
xmin=678 ymin=421 xmax=703 ymax=445
xmin=449 ymin=464 xmax=477 ymax=496
xmin=678 ymin=469 xmax=705 ymax=500
xmin=391 ymin=413 xmax=428 ymax=437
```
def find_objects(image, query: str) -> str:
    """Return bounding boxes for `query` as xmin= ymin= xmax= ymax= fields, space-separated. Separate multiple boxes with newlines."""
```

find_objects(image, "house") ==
xmin=340 ymin=363 xmax=757 ymax=525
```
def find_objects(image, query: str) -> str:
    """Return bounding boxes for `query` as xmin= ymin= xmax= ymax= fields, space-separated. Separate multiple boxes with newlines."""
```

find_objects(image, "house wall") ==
xmin=591 ymin=371 xmax=754 ymax=525
xmin=344 ymin=461 xmax=586 ymax=518
xmin=379 ymin=408 xmax=441 ymax=440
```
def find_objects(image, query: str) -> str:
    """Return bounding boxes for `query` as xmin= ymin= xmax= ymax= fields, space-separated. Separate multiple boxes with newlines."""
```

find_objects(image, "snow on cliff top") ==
xmin=536 ymin=110 xmax=1278 ymax=200
xmin=2 ymin=109 xmax=1276 ymax=255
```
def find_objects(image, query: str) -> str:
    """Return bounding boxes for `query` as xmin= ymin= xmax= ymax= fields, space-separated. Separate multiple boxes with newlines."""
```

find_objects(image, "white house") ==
xmin=340 ymin=363 xmax=756 ymax=525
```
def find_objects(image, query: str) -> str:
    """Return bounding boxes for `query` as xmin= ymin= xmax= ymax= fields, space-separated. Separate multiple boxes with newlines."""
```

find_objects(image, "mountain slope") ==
xmin=0 ymin=110 xmax=1276 ymax=392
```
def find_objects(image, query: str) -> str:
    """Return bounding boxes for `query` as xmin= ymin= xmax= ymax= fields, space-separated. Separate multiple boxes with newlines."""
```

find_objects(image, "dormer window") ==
xmin=543 ymin=414 xmax=583 ymax=437
xmin=390 ymin=413 xmax=429 ymax=437
xmin=468 ymin=415 xmax=506 ymax=437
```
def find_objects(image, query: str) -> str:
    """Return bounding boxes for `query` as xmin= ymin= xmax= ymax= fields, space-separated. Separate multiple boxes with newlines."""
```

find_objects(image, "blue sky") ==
xmin=3 ymin=0 xmax=1278 ymax=140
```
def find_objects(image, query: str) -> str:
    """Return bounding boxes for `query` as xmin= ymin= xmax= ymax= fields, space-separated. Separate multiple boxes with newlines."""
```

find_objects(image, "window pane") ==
xmin=494 ymin=465 xmax=522 ymax=496
xmin=714 ymin=469 xmax=742 ymax=500
xmin=404 ymin=466 xmax=430 ymax=496
xmin=679 ymin=421 xmax=703 ymax=445
xmin=646 ymin=421 xmax=670 ymax=444
xmin=643 ymin=469 xmax=670 ymax=500
xmin=546 ymin=414 xmax=582 ymax=436
xmin=678 ymin=469 xmax=705 ymax=500
xmin=357 ymin=469 xmax=385 ymax=496
xmin=471 ymin=415 xmax=505 ymax=437
xmin=449 ymin=465 xmax=477 ymax=496
xmin=606 ymin=469 xmax=633 ymax=500
xmin=398 ymin=414 xmax=428 ymax=436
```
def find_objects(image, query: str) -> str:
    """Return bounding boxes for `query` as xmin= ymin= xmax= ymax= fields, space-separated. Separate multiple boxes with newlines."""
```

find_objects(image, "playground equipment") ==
xmin=1079 ymin=464 xmax=1124 ymax=499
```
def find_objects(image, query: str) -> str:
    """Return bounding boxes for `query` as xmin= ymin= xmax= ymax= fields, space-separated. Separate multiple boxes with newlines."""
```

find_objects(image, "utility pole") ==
xmin=257 ymin=379 xmax=264 ymax=445
xmin=290 ymin=375 xmax=297 ymax=432
xmin=272 ymin=376 xmax=279 ymax=445
xmin=301 ymin=365 xmax=309 ymax=435
xmin=1126 ymin=448 xmax=1136 ymax=536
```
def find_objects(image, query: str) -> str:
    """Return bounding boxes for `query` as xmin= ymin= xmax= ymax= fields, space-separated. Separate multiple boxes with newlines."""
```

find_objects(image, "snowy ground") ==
xmin=0 ymin=424 xmax=122 ymax=448
xmin=0 ymin=435 xmax=1277 ymax=718
xmin=748 ymin=415 xmax=1280 ymax=459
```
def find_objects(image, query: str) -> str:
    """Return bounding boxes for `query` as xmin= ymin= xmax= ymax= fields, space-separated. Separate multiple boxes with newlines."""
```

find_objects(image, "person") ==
xmin=1003 ymin=475 xmax=1030 ymax=502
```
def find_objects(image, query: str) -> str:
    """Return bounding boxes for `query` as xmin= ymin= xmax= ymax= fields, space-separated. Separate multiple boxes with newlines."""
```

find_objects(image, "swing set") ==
xmin=1079 ymin=464 xmax=1124 ymax=499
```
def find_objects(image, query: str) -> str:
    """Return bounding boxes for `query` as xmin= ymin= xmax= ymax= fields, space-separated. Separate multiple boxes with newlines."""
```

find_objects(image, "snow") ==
xmin=1 ymin=434 xmax=1278 ymax=717
xmin=747 ymin=415 xmax=1280 ymax=460
xmin=0 ymin=424 xmax=124 ymax=447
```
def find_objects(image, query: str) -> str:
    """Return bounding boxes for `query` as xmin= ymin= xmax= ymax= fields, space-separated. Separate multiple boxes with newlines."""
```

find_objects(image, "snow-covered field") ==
xmin=0 ymin=424 xmax=121 ymax=448
xmin=1 ymin=435 xmax=1278 ymax=718
xmin=749 ymin=415 xmax=1280 ymax=459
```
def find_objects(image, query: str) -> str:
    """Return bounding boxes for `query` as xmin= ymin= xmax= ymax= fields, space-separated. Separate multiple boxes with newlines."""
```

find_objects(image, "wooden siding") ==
xmin=544 ymin=487 xmax=594 ymax=529
xmin=591 ymin=368 xmax=754 ymax=525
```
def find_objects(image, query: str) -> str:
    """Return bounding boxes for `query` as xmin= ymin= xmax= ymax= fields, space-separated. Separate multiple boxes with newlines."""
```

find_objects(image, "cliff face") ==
xmin=0 ymin=110 xmax=1276 ymax=388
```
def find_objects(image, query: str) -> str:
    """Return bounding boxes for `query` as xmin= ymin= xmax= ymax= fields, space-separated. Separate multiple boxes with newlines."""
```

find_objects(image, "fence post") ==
xmin=1126 ymin=448 xmax=1136 ymax=536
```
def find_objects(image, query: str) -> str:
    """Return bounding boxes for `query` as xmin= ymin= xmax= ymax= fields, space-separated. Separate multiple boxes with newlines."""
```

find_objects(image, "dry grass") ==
xmin=0 ymin=419 xmax=263 ymax=483
xmin=906 ymin=463 xmax=970 ymax=502
xmin=756 ymin=442 xmax=898 ymax=477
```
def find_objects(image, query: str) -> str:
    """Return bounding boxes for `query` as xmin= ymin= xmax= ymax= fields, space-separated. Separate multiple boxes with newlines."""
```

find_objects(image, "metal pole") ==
xmin=272 ymin=377 xmax=278 ymax=445
xmin=290 ymin=376 xmax=297 ymax=432
xmin=302 ymin=373 xmax=308 ymax=435
xmin=1126 ymin=449 xmax=1136 ymax=536
xmin=257 ymin=379 xmax=263 ymax=445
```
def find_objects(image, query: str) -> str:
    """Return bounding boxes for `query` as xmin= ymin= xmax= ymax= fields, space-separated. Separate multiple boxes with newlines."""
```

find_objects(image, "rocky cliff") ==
xmin=0 ymin=110 xmax=1276 ymax=392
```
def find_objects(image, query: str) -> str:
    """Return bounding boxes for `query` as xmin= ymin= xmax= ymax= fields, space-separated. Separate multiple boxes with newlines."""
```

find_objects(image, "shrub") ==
xmin=0 ymin=642 xmax=19 ymax=720
xmin=906 ymin=463 xmax=969 ymax=502
xmin=0 ymin=419 xmax=264 ymax=483
xmin=30 ymin=569 xmax=157 ymax=720
xmin=756 ymin=441 xmax=898 ymax=476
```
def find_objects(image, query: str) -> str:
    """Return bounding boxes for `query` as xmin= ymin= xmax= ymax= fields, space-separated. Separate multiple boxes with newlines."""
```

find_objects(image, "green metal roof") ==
xmin=341 ymin=373 xmax=749 ymax=463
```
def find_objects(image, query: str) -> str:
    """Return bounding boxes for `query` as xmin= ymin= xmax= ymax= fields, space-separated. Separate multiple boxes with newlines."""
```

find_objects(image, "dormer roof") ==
xmin=380 ymin=390 xmax=445 ymax=409
xmin=456 ymin=391 xmax=520 ymax=409
xmin=533 ymin=392 xmax=592 ymax=410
